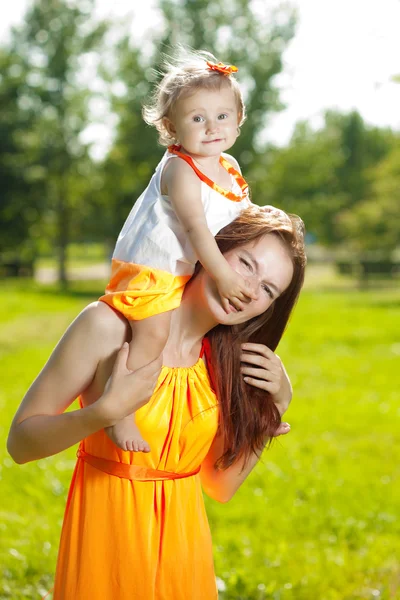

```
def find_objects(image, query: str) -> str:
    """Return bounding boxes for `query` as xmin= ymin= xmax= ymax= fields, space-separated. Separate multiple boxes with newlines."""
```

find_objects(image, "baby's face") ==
xmin=165 ymin=85 xmax=240 ymax=158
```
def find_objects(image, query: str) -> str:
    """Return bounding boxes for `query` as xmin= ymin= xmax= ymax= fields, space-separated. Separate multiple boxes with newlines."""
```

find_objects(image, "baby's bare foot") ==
xmin=105 ymin=416 xmax=150 ymax=453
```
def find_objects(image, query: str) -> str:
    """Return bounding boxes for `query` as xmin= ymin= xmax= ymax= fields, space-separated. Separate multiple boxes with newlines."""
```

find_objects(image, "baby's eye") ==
xmin=193 ymin=115 xmax=205 ymax=123
xmin=218 ymin=113 xmax=228 ymax=120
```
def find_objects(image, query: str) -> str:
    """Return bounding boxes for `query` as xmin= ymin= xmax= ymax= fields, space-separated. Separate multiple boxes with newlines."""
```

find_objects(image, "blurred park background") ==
xmin=0 ymin=0 xmax=399 ymax=599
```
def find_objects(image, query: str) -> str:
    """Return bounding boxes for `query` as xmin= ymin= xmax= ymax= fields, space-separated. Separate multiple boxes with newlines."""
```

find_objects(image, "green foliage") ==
xmin=250 ymin=119 xmax=347 ymax=241
xmin=338 ymin=144 xmax=400 ymax=254
xmin=0 ymin=48 xmax=45 ymax=259
xmin=157 ymin=0 xmax=297 ymax=164
xmin=1 ymin=277 xmax=400 ymax=598
xmin=94 ymin=0 xmax=297 ymax=239
xmin=1 ymin=0 xmax=399 ymax=277
xmin=91 ymin=38 xmax=162 ymax=240
xmin=254 ymin=110 xmax=399 ymax=252
xmin=1 ymin=0 xmax=108 ymax=282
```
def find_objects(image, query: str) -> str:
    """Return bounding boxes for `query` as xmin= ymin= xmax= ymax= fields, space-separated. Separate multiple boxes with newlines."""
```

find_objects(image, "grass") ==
xmin=0 ymin=271 xmax=399 ymax=599
xmin=37 ymin=242 xmax=108 ymax=268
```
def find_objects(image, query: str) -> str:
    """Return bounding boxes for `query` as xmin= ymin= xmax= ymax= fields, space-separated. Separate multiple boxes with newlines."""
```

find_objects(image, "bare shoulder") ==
xmin=7 ymin=302 xmax=130 ymax=429
xmin=222 ymin=152 xmax=242 ymax=173
xmin=162 ymin=155 xmax=201 ymax=190
xmin=79 ymin=301 xmax=129 ymax=352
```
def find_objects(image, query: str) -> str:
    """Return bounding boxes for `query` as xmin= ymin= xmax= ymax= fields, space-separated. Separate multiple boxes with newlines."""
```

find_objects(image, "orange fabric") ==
xmin=206 ymin=60 xmax=238 ymax=75
xmin=99 ymin=259 xmax=191 ymax=320
xmin=77 ymin=447 xmax=201 ymax=481
xmin=168 ymin=144 xmax=249 ymax=202
xmin=52 ymin=356 xmax=219 ymax=599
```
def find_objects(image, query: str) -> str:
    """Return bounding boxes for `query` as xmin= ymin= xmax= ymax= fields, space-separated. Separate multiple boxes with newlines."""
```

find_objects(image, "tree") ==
xmin=253 ymin=110 xmax=398 ymax=247
xmin=0 ymin=47 xmax=46 ymax=263
xmin=158 ymin=0 xmax=297 ymax=164
xmin=250 ymin=119 xmax=346 ymax=243
xmin=338 ymin=144 xmax=400 ymax=255
xmin=91 ymin=38 xmax=162 ymax=247
xmin=6 ymin=0 xmax=107 ymax=284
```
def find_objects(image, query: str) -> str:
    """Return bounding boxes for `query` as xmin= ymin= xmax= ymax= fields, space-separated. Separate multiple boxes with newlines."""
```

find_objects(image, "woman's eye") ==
xmin=263 ymin=285 xmax=274 ymax=299
xmin=218 ymin=113 xmax=228 ymax=120
xmin=193 ymin=116 xmax=204 ymax=123
xmin=240 ymin=257 xmax=252 ymax=271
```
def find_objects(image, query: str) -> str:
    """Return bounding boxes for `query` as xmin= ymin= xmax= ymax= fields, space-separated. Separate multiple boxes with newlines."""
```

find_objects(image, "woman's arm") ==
xmin=7 ymin=302 xmax=161 ymax=464
xmin=200 ymin=344 xmax=292 ymax=503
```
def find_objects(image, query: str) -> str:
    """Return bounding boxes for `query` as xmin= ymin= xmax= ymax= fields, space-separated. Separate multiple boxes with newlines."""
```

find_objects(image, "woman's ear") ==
xmin=162 ymin=117 xmax=177 ymax=139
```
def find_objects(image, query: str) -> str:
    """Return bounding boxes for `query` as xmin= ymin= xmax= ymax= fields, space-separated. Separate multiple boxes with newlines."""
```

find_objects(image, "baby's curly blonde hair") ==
xmin=143 ymin=48 xmax=246 ymax=147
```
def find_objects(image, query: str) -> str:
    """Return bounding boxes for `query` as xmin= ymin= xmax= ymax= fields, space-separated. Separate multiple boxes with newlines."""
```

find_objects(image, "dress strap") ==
xmin=168 ymin=144 xmax=248 ymax=202
xmin=200 ymin=336 xmax=210 ymax=359
xmin=77 ymin=448 xmax=200 ymax=481
xmin=200 ymin=337 xmax=217 ymax=391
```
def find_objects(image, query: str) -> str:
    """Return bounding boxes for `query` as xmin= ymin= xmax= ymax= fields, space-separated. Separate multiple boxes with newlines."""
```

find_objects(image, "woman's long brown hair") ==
xmin=197 ymin=206 xmax=307 ymax=469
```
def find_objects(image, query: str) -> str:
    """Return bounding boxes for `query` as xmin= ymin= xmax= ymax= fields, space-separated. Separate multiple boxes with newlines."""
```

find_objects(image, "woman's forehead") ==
xmin=243 ymin=233 xmax=288 ymax=255
xmin=238 ymin=234 xmax=293 ymax=290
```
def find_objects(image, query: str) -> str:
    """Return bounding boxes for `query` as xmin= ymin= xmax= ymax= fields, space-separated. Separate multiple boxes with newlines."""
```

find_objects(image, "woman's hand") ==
xmin=97 ymin=343 xmax=162 ymax=427
xmin=240 ymin=342 xmax=292 ymax=436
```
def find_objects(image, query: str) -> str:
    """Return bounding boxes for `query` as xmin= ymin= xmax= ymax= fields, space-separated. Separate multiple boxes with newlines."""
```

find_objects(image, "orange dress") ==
xmin=52 ymin=348 xmax=219 ymax=600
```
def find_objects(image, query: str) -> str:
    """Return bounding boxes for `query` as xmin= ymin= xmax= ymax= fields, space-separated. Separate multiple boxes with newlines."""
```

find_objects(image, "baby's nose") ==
xmin=206 ymin=120 xmax=218 ymax=132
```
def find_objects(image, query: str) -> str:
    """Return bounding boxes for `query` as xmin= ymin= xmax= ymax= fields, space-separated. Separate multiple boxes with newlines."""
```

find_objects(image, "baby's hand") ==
xmin=216 ymin=268 xmax=258 ymax=314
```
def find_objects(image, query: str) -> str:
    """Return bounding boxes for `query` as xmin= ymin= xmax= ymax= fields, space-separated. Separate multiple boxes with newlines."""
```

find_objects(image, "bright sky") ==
xmin=2 ymin=0 xmax=400 ymax=152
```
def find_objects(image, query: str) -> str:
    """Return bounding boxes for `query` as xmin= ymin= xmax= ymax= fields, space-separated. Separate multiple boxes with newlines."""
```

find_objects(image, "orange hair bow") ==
xmin=206 ymin=61 xmax=238 ymax=76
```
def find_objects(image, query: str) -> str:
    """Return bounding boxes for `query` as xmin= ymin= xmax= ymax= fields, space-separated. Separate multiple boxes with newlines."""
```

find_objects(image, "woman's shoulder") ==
xmin=78 ymin=301 xmax=129 ymax=352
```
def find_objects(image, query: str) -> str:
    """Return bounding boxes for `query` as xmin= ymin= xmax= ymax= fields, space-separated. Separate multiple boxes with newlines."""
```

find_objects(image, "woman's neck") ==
xmin=162 ymin=275 xmax=216 ymax=367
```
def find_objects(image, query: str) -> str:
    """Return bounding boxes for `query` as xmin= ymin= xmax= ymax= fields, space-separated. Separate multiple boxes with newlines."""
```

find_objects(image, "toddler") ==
xmin=100 ymin=49 xmax=256 ymax=452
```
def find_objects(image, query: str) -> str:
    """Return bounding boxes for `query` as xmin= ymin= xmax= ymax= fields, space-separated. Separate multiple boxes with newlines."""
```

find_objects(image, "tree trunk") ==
xmin=57 ymin=171 xmax=68 ymax=287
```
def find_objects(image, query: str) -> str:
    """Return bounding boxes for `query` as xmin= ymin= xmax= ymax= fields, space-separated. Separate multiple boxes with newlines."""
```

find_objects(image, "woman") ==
xmin=7 ymin=206 xmax=306 ymax=599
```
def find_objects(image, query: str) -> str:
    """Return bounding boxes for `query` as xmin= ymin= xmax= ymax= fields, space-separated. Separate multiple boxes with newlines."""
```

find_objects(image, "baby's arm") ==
xmin=163 ymin=159 xmax=256 ymax=312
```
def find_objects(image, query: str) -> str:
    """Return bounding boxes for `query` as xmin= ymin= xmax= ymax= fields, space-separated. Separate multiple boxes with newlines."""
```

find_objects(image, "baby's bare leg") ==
xmin=126 ymin=312 xmax=172 ymax=371
xmin=106 ymin=312 xmax=172 ymax=452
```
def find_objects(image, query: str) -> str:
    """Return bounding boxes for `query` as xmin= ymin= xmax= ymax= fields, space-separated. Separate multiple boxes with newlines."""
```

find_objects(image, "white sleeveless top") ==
xmin=112 ymin=149 xmax=250 ymax=277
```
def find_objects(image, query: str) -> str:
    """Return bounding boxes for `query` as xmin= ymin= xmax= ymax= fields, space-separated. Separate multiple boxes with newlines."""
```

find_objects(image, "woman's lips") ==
xmin=228 ymin=302 xmax=239 ymax=313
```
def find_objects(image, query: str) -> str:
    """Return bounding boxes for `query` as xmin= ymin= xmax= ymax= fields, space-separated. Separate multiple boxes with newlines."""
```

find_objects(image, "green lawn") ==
xmin=1 ymin=274 xmax=399 ymax=599
xmin=37 ymin=242 xmax=108 ymax=268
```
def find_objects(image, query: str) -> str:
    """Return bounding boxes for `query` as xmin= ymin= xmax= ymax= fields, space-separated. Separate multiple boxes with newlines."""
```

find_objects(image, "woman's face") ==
xmin=203 ymin=233 xmax=294 ymax=326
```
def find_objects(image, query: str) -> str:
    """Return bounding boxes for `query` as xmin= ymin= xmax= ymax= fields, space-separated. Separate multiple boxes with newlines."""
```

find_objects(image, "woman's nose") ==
xmin=246 ymin=274 xmax=260 ymax=300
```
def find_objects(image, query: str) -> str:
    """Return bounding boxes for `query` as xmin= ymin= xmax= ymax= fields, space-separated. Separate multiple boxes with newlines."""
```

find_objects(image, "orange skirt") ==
xmin=99 ymin=259 xmax=191 ymax=320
